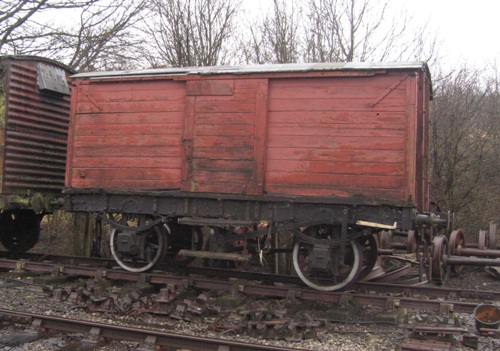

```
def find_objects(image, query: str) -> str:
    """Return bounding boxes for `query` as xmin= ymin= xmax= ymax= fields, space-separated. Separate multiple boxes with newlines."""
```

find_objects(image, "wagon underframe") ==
xmin=63 ymin=188 xmax=415 ymax=231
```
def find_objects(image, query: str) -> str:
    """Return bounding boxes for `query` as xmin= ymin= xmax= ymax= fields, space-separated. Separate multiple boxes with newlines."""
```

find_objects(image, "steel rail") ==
xmin=1 ymin=252 xmax=499 ymax=301
xmin=353 ymin=281 xmax=500 ymax=301
xmin=0 ymin=258 xmax=492 ymax=314
xmin=0 ymin=308 xmax=308 ymax=351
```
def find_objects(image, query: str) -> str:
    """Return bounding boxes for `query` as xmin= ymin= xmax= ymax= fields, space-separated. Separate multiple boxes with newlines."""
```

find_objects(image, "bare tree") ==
xmin=58 ymin=0 xmax=148 ymax=71
xmin=0 ymin=0 xmax=98 ymax=54
xmin=303 ymin=0 xmax=438 ymax=63
xmin=238 ymin=18 xmax=267 ymax=64
xmin=1 ymin=0 xmax=147 ymax=71
xmin=144 ymin=0 xmax=241 ymax=68
xmin=430 ymin=67 xmax=500 ymax=234
xmin=264 ymin=0 xmax=302 ymax=64
xmin=239 ymin=0 xmax=302 ymax=64
xmin=303 ymin=0 xmax=340 ymax=62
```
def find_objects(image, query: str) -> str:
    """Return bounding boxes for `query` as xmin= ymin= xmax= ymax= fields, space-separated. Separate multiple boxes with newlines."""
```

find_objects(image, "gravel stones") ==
xmin=1 ymin=266 xmax=499 ymax=351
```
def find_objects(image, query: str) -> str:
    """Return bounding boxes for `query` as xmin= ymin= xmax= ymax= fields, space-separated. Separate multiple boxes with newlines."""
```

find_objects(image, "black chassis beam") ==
xmin=63 ymin=189 xmax=415 ymax=231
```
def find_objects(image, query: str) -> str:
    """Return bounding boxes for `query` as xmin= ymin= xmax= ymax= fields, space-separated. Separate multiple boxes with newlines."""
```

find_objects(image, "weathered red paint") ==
xmin=68 ymin=79 xmax=186 ymax=190
xmin=265 ymin=74 xmax=412 ymax=201
xmin=66 ymin=64 xmax=431 ymax=210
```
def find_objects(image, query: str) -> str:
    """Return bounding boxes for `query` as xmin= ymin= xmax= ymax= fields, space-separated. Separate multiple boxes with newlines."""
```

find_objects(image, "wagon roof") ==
xmin=0 ymin=55 xmax=75 ymax=73
xmin=71 ymin=61 xmax=430 ymax=79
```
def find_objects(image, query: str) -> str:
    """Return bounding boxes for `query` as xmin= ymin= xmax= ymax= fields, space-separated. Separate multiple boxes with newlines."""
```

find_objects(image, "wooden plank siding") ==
xmin=182 ymin=79 xmax=267 ymax=194
xmin=264 ymin=74 xmax=413 ymax=200
xmin=66 ymin=65 xmax=429 ymax=208
xmin=68 ymin=79 xmax=185 ymax=189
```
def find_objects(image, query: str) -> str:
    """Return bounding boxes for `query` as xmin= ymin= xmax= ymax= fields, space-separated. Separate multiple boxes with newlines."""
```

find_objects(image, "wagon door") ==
xmin=181 ymin=79 xmax=268 ymax=195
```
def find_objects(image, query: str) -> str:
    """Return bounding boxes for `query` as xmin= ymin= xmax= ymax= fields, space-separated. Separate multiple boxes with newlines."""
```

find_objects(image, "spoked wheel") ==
xmin=166 ymin=223 xmax=203 ymax=266
xmin=0 ymin=210 xmax=41 ymax=252
xmin=292 ymin=226 xmax=363 ymax=291
xmin=109 ymin=214 xmax=167 ymax=273
xmin=449 ymin=229 xmax=465 ymax=274
xmin=431 ymin=234 xmax=449 ymax=284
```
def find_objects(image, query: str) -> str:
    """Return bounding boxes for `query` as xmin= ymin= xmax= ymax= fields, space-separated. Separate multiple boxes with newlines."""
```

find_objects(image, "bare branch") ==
xmin=0 ymin=0 xmax=100 ymax=53
xmin=430 ymin=67 xmax=500 ymax=231
xmin=144 ymin=0 xmax=241 ymax=68
xmin=303 ymin=0 xmax=439 ymax=63
xmin=238 ymin=0 xmax=301 ymax=64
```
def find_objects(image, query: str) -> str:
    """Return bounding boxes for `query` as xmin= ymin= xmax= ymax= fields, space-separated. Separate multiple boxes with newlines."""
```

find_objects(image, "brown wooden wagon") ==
xmin=64 ymin=62 xmax=437 ymax=290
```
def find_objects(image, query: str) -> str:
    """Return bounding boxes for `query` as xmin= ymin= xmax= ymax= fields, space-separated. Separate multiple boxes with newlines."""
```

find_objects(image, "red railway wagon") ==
xmin=64 ymin=62 xmax=437 ymax=290
xmin=0 ymin=56 xmax=73 ymax=252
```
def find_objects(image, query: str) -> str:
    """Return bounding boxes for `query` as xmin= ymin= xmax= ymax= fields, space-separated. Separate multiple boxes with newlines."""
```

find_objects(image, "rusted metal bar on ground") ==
xmin=443 ymin=255 xmax=500 ymax=266
xmin=479 ymin=328 xmax=500 ymax=337
xmin=399 ymin=325 xmax=466 ymax=334
xmin=456 ymin=247 xmax=500 ymax=258
xmin=354 ymin=282 xmax=500 ymax=300
xmin=400 ymin=338 xmax=453 ymax=351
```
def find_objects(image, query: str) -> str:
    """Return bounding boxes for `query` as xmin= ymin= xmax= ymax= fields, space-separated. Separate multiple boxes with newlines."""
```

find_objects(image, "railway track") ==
xmin=0 ymin=252 xmax=498 ymax=314
xmin=3 ymin=250 xmax=498 ymax=301
xmin=0 ymin=308 xmax=310 ymax=351
xmin=1 ymin=252 xmax=499 ymax=351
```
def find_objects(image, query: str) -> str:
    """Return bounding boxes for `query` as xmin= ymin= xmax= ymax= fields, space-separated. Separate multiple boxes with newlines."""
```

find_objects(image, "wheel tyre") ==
xmin=293 ymin=239 xmax=363 ymax=291
xmin=0 ymin=210 xmax=41 ymax=253
xmin=110 ymin=223 xmax=167 ymax=273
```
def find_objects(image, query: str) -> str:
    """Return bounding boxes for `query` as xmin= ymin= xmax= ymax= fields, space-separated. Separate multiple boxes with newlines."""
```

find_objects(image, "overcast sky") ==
xmin=43 ymin=0 xmax=499 ymax=70
xmin=244 ymin=0 xmax=499 ymax=69
xmin=406 ymin=0 xmax=499 ymax=68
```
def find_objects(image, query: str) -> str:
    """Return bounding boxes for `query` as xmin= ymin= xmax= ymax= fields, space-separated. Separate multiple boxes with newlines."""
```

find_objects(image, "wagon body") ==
xmin=0 ymin=56 xmax=72 ymax=213
xmin=65 ymin=62 xmax=431 ymax=230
